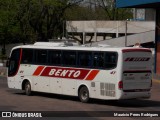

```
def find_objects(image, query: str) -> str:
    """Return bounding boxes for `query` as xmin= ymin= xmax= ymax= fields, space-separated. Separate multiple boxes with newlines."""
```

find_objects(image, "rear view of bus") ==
xmin=119 ymin=48 xmax=152 ymax=99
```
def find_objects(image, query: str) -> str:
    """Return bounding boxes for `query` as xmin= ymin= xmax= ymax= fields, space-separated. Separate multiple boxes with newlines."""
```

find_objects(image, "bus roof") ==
xmin=12 ymin=42 xmax=151 ymax=52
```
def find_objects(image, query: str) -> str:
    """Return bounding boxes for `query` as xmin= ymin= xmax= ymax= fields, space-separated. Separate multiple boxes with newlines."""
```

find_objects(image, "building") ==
xmin=66 ymin=21 xmax=155 ymax=44
xmin=133 ymin=8 xmax=155 ymax=21
xmin=116 ymin=0 xmax=160 ymax=77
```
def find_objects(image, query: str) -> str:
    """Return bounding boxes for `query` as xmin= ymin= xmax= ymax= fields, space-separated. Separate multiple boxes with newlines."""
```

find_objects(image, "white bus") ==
xmin=7 ymin=42 xmax=152 ymax=102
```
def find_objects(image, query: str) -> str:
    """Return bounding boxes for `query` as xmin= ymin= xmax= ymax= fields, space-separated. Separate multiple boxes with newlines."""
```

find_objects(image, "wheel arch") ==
xmin=22 ymin=79 xmax=31 ymax=90
xmin=78 ymin=84 xmax=90 ymax=96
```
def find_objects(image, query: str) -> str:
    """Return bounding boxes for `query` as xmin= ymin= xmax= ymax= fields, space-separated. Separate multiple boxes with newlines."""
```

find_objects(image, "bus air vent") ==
xmin=100 ymin=83 xmax=115 ymax=97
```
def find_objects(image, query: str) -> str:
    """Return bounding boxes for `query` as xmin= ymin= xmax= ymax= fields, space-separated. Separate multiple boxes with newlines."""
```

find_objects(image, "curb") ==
xmin=153 ymin=79 xmax=160 ymax=83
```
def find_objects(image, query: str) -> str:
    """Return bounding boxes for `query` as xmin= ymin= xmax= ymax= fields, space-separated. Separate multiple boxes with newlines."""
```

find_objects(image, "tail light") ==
xmin=118 ymin=81 xmax=123 ymax=90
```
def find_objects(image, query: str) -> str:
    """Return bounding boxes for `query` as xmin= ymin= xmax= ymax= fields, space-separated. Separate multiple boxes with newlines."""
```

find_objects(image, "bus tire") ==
xmin=25 ymin=81 xmax=32 ymax=96
xmin=78 ymin=86 xmax=89 ymax=103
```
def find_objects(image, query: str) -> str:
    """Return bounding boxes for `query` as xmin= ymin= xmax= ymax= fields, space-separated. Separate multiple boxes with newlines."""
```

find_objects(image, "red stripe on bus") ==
xmin=33 ymin=66 xmax=44 ymax=76
xmin=124 ymin=57 xmax=150 ymax=62
xmin=122 ymin=49 xmax=151 ymax=53
xmin=85 ymin=70 xmax=99 ymax=81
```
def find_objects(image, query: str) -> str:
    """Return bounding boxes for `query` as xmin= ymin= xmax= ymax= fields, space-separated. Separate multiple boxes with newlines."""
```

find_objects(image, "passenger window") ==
xmin=21 ymin=49 xmax=33 ymax=64
xmin=48 ymin=50 xmax=61 ymax=65
xmin=35 ymin=49 xmax=47 ymax=64
xmin=63 ymin=51 xmax=76 ymax=66
xmin=93 ymin=52 xmax=104 ymax=68
xmin=105 ymin=52 xmax=117 ymax=69
xmin=78 ymin=52 xmax=92 ymax=67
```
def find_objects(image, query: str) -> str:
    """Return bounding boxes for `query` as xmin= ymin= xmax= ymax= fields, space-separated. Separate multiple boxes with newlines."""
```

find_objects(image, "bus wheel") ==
xmin=79 ymin=86 xmax=89 ymax=103
xmin=25 ymin=81 xmax=32 ymax=96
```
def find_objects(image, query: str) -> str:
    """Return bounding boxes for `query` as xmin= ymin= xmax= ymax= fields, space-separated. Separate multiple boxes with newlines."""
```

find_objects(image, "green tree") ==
xmin=0 ymin=0 xmax=20 ymax=55
xmin=0 ymin=0 xmax=83 ymax=46
xmin=16 ymin=0 xmax=83 ymax=42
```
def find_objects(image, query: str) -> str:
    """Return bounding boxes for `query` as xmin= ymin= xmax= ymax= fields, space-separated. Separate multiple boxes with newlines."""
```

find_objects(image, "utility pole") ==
xmin=83 ymin=32 xmax=85 ymax=44
xmin=63 ymin=20 xmax=66 ymax=39
xmin=125 ymin=20 xmax=127 ymax=47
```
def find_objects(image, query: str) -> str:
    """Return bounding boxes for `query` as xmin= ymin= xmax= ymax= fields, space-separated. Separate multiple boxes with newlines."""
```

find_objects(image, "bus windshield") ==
xmin=8 ymin=49 xmax=21 ymax=76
